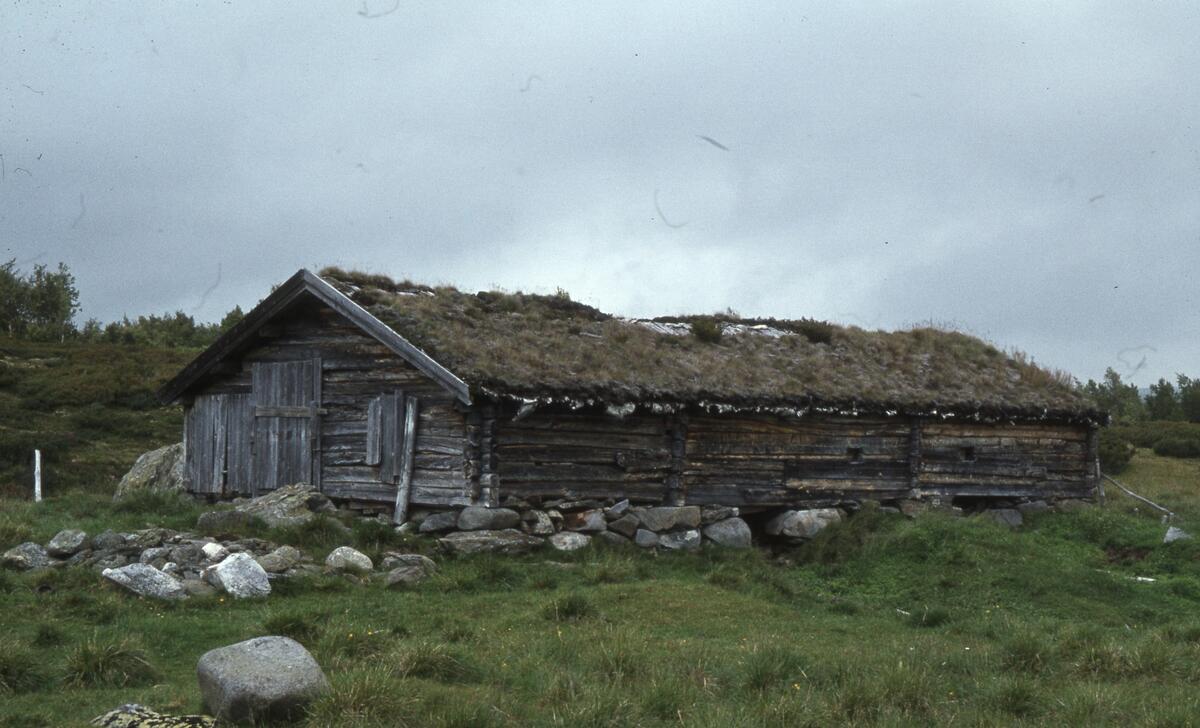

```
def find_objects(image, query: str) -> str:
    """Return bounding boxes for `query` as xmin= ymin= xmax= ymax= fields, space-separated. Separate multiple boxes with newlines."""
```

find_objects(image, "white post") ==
xmin=33 ymin=449 xmax=42 ymax=502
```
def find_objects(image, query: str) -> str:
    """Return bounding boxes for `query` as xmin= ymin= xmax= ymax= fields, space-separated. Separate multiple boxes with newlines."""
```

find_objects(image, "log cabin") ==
xmin=157 ymin=268 xmax=1105 ymax=523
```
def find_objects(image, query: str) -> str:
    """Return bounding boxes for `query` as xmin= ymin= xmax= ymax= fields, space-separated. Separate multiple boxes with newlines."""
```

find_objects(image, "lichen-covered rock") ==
xmin=2 ymin=542 xmax=51 ymax=570
xmin=563 ymin=509 xmax=607 ymax=533
xmin=385 ymin=565 xmax=429 ymax=588
xmin=659 ymin=529 xmax=702 ymax=551
xmin=438 ymin=529 xmax=544 ymax=555
xmin=210 ymin=553 xmax=271 ymax=598
xmin=523 ymin=510 xmax=556 ymax=536
xmin=418 ymin=511 xmax=459 ymax=533
xmin=90 ymin=703 xmax=215 ymax=727
xmin=765 ymin=509 xmax=842 ymax=540
xmin=325 ymin=546 xmax=373 ymax=574
xmin=634 ymin=529 xmax=659 ymax=548
xmin=256 ymin=546 xmax=302 ymax=573
xmin=633 ymin=506 xmax=701 ymax=532
xmin=380 ymin=552 xmax=437 ymax=574
xmin=608 ymin=514 xmax=640 ymax=539
xmin=549 ymin=531 xmax=591 ymax=551
xmin=234 ymin=483 xmax=336 ymax=528
xmin=114 ymin=443 xmax=185 ymax=500
xmin=702 ymin=517 xmax=752 ymax=548
xmin=457 ymin=506 xmax=521 ymax=531
xmin=102 ymin=563 xmax=188 ymax=601
xmin=595 ymin=530 xmax=631 ymax=546
xmin=701 ymin=505 xmax=739 ymax=525
xmin=47 ymin=529 xmax=88 ymax=557
xmin=196 ymin=636 xmax=329 ymax=723
xmin=92 ymin=529 xmax=128 ymax=551
xmin=604 ymin=499 xmax=631 ymax=519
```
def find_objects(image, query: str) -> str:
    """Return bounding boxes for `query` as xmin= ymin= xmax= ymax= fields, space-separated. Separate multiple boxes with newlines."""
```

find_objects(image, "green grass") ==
xmin=1 ymin=449 xmax=1199 ymax=725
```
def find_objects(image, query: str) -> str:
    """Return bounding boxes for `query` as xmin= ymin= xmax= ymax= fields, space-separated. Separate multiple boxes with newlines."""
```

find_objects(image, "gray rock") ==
xmin=765 ymin=509 xmax=842 ymax=540
xmin=196 ymin=509 xmax=254 ymax=536
xmin=168 ymin=543 xmax=204 ymax=568
xmin=201 ymin=542 xmax=229 ymax=562
xmin=91 ymin=529 xmax=127 ymax=551
xmin=563 ymin=509 xmax=607 ymax=533
xmin=604 ymin=499 xmax=631 ymax=519
xmin=701 ymin=505 xmax=739 ymax=525
xmin=46 ymin=529 xmax=88 ymax=557
xmin=633 ymin=506 xmax=701 ymax=532
xmin=608 ymin=514 xmax=640 ymax=539
xmin=418 ymin=511 xmax=460 ymax=533
xmin=1016 ymin=500 xmax=1050 ymax=515
xmin=234 ymin=483 xmax=337 ymax=528
xmin=90 ymin=703 xmax=215 ymax=727
xmin=634 ymin=529 xmax=659 ymax=548
xmin=523 ymin=510 xmax=556 ymax=536
xmin=457 ymin=506 xmax=521 ymax=531
xmin=196 ymin=636 xmax=330 ymax=723
xmin=114 ymin=442 xmax=185 ymax=500
xmin=102 ymin=563 xmax=188 ymax=600
xmin=2 ymin=542 xmax=50 ymax=570
xmin=257 ymin=546 xmax=302 ymax=573
xmin=438 ymin=529 xmax=544 ymax=555
xmin=659 ymin=529 xmax=702 ymax=551
xmin=211 ymin=553 xmax=271 ymax=598
xmin=703 ymin=517 xmax=752 ymax=548
xmin=325 ymin=546 xmax=373 ymax=575
xmin=385 ymin=565 xmax=429 ymax=588
xmin=549 ymin=531 xmax=591 ymax=551
xmin=379 ymin=552 xmax=437 ymax=574
xmin=554 ymin=499 xmax=602 ymax=512
xmin=183 ymin=578 xmax=217 ymax=598
xmin=595 ymin=530 xmax=631 ymax=546
xmin=140 ymin=546 xmax=171 ymax=565
xmin=1165 ymin=526 xmax=1193 ymax=544
xmin=983 ymin=509 xmax=1023 ymax=529
xmin=93 ymin=552 xmax=129 ymax=570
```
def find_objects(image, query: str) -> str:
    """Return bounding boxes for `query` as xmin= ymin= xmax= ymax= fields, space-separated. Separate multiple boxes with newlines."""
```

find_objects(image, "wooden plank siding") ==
xmin=492 ymin=408 xmax=1095 ymax=508
xmin=183 ymin=303 xmax=473 ymax=508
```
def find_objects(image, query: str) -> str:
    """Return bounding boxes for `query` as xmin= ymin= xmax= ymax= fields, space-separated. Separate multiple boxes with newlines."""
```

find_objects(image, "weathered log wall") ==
xmin=493 ymin=407 xmax=1095 ymax=507
xmin=184 ymin=302 xmax=473 ymax=507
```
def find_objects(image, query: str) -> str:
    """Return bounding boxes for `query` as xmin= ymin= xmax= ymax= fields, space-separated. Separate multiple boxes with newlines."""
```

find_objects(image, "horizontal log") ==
xmin=921 ymin=424 xmax=1088 ymax=441
xmin=498 ymin=463 xmax=668 ymax=482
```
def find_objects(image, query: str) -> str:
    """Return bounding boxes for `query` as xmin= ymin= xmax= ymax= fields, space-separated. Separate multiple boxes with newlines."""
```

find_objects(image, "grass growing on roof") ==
xmin=318 ymin=267 xmax=1101 ymax=421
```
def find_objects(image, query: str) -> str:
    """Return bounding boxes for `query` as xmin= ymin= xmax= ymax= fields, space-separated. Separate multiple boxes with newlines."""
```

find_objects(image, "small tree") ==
xmin=1179 ymin=374 xmax=1200 ymax=424
xmin=1081 ymin=368 xmax=1145 ymax=423
xmin=1144 ymin=378 xmax=1183 ymax=421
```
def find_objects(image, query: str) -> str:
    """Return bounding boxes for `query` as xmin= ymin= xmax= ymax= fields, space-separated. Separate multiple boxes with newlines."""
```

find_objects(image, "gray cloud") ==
xmin=1 ymin=1 xmax=1196 ymax=385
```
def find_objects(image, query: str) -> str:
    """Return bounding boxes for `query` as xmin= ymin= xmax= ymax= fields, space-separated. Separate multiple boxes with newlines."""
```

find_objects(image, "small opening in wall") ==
xmin=961 ymin=446 xmax=977 ymax=462
xmin=847 ymin=447 xmax=864 ymax=464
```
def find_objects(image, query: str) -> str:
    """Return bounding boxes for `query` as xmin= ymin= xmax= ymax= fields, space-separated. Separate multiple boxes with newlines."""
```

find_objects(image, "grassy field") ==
xmin=1 ymin=450 xmax=1198 ymax=727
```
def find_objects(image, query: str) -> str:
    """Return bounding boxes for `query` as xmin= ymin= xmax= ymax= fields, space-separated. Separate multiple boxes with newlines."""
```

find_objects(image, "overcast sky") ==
xmin=2 ymin=2 xmax=1197 ymax=385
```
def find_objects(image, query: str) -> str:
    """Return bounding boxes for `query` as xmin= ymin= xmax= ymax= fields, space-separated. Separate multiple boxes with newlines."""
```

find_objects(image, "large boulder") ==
xmin=703 ymin=517 xmax=752 ymax=548
xmin=380 ymin=552 xmax=437 ymax=574
xmin=114 ymin=443 xmax=185 ymax=500
xmin=234 ymin=483 xmax=336 ymax=528
xmin=196 ymin=636 xmax=329 ymax=723
xmin=658 ymin=529 xmax=702 ymax=551
xmin=90 ymin=703 xmax=215 ymax=727
xmin=47 ymin=529 xmax=88 ymax=557
xmin=765 ymin=509 xmax=842 ymax=540
xmin=418 ymin=511 xmax=460 ymax=533
xmin=457 ymin=506 xmax=521 ymax=531
xmin=102 ymin=563 xmax=188 ymax=601
xmin=438 ymin=529 xmax=544 ymax=555
xmin=256 ymin=546 xmax=302 ymax=573
xmin=325 ymin=546 xmax=373 ymax=575
xmin=2 ymin=542 xmax=51 ymax=570
xmin=209 ymin=553 xmax=271 ymax=598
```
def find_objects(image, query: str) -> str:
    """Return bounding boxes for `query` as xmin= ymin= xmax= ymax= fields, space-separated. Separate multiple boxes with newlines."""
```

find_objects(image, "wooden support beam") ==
xmin=907 ymin=417 xmax=922 ymax=497
xmin=393 ymin=395 xmax=419 ymax=524
xmin=666 ymin=411 xmax=688 ymax=506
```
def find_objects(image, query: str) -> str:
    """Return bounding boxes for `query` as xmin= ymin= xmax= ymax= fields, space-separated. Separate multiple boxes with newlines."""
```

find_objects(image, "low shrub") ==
xmin=1098 ymin=427 xmax=1135 ymax=474
xmin=1154 ymin=436 xmax=1200 ymax=459
xmin=0 ymin=640 xmax=46 ymax=694
xmin=542 ymin=593 xmax=597 ymax=622
xmin=62 ymin=636 xmax=158 ymax=688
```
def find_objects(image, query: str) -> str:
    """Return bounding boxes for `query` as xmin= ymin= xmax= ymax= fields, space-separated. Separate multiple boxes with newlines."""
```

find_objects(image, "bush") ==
xmin=1154 ymin=436 xmax=1200 ymax=459
xmin=1098 ymin=427 xmax=1135 ymax=474
xmin=62 ymin=636 xmax=158 ymax=687
xmin=0 ymin=640 xmax=46 ymax=694
xmin=691 ymin=317 xmax=723 ymax=344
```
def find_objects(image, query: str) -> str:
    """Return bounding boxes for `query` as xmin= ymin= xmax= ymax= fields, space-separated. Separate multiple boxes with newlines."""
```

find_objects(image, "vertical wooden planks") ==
xmin=366 ymin=396 xmax=382 ymax=466
xmin=225 ymin=394 xmax=254 ymax=496
xmin=393 ymin=395 xmax=419 ymax=523
xmin=666 ymin=412 xmax=688 ymax=505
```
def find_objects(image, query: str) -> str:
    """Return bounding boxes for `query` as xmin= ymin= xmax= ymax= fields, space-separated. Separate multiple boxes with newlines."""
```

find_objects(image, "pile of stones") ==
xmin=411 ymin=498 xmax=755 ymax=554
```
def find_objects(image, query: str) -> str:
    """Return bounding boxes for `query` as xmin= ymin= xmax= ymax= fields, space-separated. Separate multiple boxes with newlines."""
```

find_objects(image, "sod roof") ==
xmin=320 ymin=268 xmax=1104 ymax=424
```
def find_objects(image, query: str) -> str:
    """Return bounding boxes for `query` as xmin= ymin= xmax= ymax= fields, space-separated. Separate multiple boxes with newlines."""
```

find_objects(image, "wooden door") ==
xmin=366 ymin=390 xmax=420 ymax=523
xmin=251 ymin=359 xmax=321 ymax=494
xmin=185 ymin=393 xmax=253 ymax=497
